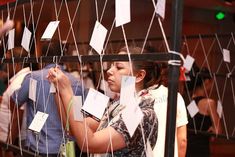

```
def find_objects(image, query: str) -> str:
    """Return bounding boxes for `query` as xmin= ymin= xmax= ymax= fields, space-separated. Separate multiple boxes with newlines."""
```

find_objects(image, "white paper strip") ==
xmin=41 ymin=21 xmax=60 ymax=40
xmin=21 ymin=27 xmax=32 ymax=52
xmin=89 ymin=21 xmax=108 ymax=54
xmin=187 ymin=100 xmax=199 ymax=118
xmin=115 ymin=0 xmax=131 ymax=27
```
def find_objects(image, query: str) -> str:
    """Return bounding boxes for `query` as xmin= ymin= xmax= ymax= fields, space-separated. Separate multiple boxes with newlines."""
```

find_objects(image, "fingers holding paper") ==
xmin=47 ymin=67 xmax=71 ymax=89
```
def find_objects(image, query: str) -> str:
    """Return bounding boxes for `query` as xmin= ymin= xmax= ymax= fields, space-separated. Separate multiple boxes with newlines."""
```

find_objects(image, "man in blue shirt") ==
xmin=11 ymin=41 xmax=83 ymax=156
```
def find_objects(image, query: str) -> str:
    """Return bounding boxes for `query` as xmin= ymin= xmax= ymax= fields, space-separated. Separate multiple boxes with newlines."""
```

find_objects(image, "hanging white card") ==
xmin=73 ymin=96 xmax=83 ymax=121
xmin=21 ymin=27 xmax=32 ymax=52
xmin=217 ymin=100 xmax=223 ymax=118
xmin=82 ymin=88 xmax=109 ymax=120
xmin=222 ymin=49 xmax=230 ymax=63
xmin=49 ymin=83 xmax=56 ymax=93
xmin=115 ymin=0 xmax=131 ymax=27
xmin=156 ymin=0 xmax=166 ymax=19
xmin=29 ymin=78 xmax=37 ymax=102
xmin=8 ymin=29 xmax=15 ymax=50
xmin=187 ymin=100 xmax=199 ymax=118
xmin=122 ymin=97 xmax=143 ymax=137
xmin=89 ymin=21 xmax=108 ymax=54
xmin=41 ymin=21 xmax=60 ymax=40
xmin=120 ymin=76 xmax=136 ymax=106
xmin=183 ymin=55 xmax=195 ymax=72
xmin=146 ymin=140 xmax=154 ymax=157
xmin=28 ymin=111 xmax=48 ymax=133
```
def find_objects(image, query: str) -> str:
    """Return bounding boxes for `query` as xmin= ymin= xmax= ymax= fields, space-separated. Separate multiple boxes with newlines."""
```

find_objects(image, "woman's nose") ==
xmin=107 ymin=66 xmax=114 ymax=76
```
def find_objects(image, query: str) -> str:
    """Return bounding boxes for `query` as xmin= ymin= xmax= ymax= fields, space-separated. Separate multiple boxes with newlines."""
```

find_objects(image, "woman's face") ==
xmin=106 ymin=52 xmax=131 ymax=93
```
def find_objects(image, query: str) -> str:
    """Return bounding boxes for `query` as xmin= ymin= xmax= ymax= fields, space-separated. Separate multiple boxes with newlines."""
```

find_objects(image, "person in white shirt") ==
xmin=0 ymin=48 xmax=31 ymax=157
xmin=149 ymin=84 xmax=188 ymax=157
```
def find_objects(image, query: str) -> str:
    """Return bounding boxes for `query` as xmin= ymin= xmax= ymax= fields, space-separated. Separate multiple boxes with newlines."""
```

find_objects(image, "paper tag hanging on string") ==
xmin=115 ymin=0 xmax=131 ymax=27
xmin=89 ymin=21 xmax=108 ymax=55
xmin=29 ymin=78 xmax=37 ymax=102
xmin=49 ymin=83 xmax=56 ymax=93
xmin=73 ymin=96 xmax=83 ymax=121
xmin=120 ymin=76 xmax=136 ymax=106
xmin=156 ymin=0 xmax=166 ymax=19
xmin=146 ymin=140 xmax=154 ymax=157
xmin=179 ymin=66 xmax=187 ymax=81
xmin=21 ymin=26 xmax=32 ymax=52
xmin=41 ymin=21 xmax=60 ymax=40
xmin=28 ymin=111 xmax=48 ymax=133
xmin=217 ymin=100 xmax=223 ymax=118
xmin=82 ymin=88 xmax=109 ymax=120
xmin=187 ymin=100 xmax=199 ymax=118
xmin=8 ymin=29 xmax=15 ymax=50
xmin=222 ymin=49 xmax=230 ymax=63
xmin=122 ymin=97 xmax=143 ymax=137
xmin=183 ymin=55 xmax=195 ymax=72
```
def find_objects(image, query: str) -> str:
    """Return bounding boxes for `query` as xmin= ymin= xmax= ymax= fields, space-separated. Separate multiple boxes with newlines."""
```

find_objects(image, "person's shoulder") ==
xmin=149 ymin=85 xmax=168 ymax=96
xmin=202 ymin=98 xmax=216 ymax=107
xmin=200 ymin=97 xmax=215 ymax=104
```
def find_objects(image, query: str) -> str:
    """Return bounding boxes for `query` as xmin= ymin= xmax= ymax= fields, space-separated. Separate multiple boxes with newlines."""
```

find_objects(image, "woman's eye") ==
xmin=116 ymin=66 xmax=124 ymax=70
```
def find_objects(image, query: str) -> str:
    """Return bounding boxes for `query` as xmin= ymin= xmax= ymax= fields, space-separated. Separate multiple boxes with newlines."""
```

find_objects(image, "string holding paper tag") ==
xmin=168 ymin=51 xmax=185 ymax=66
xmin=227 ymin=72 xmax=232 ymax=78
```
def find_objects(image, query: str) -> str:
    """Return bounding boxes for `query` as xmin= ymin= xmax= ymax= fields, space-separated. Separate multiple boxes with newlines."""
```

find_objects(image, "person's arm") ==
xmin=8 ymin=99 xmax=24 ymax=144
xmin=177 ymin=125 xmax=187 ymax=157
xmin=0 ymin=20 xmax=14 ymax=37
xmin=207 ymin=99 xmax=222 ymax=134
xmin=54 ymin=91 xmax=100 ymax=133
xmin=48 ymin=68 xmax=126 ymax=153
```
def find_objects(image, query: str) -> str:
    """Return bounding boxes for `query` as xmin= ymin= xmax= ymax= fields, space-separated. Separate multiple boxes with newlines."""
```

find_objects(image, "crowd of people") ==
xmin=0 ymin=20 xmax=222 ymax=157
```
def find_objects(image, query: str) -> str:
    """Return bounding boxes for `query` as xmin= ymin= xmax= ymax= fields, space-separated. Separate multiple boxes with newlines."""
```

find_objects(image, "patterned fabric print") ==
xmin=94 ymin=90 xmax=158 ymax=157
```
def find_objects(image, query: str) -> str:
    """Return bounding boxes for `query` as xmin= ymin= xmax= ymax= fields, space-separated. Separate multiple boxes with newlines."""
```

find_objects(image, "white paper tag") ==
xmin=82 ymin=88 xmax=109 ymax=120
xmin=73 ymin=96 xmax=83 ymax=121
xmin=8 ymin=29 xmax=15 ymax=50
xmin=89 ymin=21 xmax=108 ymax=54
xmin=115 ymin=0 xmax=131 ymax=27
xmin=120 ymin=76 xmax=136 ymax=106
xmin=156 ymin=0 xmax=166 ymax=19
xmin=49 ymin=83 xmax=56 ymax=93
xmin=29 ymin=78 xmax=37 ymax=102
xmin=217 ymin=100 xmax=223 ymax=118
xmin=41 ymin=21 xmax=60 ymax=40
xmin=183 ymin=55 xmax=195 ymax=72
xmin=21 ymin=27 xmax=32 ymax=52
xmin=222 ymin=49 xmax=230 ymax=63
xmin=28 ymin=111 xmax=49 ymax=133
xmin=146 ymin=140 xmax=154 ymax=157
xmin=122 ymin=97 xmax=143 ymax=137
xmin=187 ymin=100 xmax=199 ymax=118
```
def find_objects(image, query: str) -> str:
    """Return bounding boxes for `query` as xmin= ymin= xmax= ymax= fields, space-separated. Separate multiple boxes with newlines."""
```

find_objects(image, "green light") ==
xmin=215 ymin=11 xmax=225 ymax=20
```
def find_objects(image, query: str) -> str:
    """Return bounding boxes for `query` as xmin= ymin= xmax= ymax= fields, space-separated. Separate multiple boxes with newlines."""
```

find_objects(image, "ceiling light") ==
xmin=224 ymin=0 xmax=233 ymax=6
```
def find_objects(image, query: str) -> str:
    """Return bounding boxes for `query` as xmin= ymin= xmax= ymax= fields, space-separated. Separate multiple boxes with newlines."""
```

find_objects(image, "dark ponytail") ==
xmin=119 ymin=46 xmax=161 ymax=88
xmin=186 ymin=63 xmax=212 ymax=91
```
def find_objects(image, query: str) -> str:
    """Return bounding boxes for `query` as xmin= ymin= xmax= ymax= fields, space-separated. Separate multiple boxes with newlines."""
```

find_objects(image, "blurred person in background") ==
xmin=185 ymin=64 xmax=222 ymax=157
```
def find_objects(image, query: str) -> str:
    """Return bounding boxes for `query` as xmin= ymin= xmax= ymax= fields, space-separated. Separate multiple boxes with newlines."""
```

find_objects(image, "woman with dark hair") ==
xmin=47 ymin=46 xmax=159 ymax=156
xmin=185 ymin=64 xmax=222 ymax=157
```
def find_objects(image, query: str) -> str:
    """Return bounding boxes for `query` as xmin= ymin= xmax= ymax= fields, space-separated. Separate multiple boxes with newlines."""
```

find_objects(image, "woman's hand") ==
xmin=47 ymin=67 xmax=71 ymax=89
